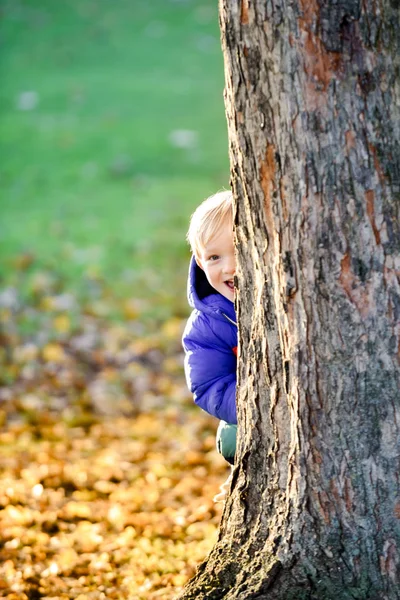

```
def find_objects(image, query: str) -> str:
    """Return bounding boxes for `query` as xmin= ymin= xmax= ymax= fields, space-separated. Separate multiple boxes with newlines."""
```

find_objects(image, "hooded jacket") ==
xmin=182 ymin=256 xmax=237 ymax=424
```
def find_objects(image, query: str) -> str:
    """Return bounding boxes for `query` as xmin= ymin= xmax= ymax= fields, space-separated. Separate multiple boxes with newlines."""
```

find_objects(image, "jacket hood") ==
xmin=187 ymin=255 xmax=236 ymax=324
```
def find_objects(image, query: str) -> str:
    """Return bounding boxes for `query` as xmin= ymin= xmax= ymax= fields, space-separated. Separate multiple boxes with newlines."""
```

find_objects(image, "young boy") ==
xmin=182 ymin=190 xmax=238 ymax=475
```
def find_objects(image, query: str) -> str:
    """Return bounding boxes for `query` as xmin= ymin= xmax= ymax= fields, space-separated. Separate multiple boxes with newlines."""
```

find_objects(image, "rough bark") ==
xmin=179 ymin=1 xmax=400 ymax=598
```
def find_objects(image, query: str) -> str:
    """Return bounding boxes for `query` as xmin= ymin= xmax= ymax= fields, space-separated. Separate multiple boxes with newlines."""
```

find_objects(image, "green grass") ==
xmin=0 ymin=0 xmax=229 ymax=315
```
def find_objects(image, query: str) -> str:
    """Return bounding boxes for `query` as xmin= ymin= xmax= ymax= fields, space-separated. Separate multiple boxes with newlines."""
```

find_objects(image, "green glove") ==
xmin=216 ymin=421 xmax=237 ymax=460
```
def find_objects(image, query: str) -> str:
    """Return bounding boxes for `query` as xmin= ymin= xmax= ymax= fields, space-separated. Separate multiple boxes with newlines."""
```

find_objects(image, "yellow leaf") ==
xmin=42 ymin=343 xmax=65 ymax=363
xmin=64 ymin=501 xmax=92 ymax=519
xmin=123 ymin=299 xmax=139 ymax=320
xmin=72 ymin=521 xmax=103 ymax=552
xmin=161 ymin=317 xmax=184 ymax=339
xmin=128 ymin=339 xmax=153 ymax=354
xmin=53 ymin=314 xmax=70 ymax=333
xmin=163 ymin=356 xmax=183 ymax=374
xmin=40 ymin=296 xmax=56 ymax=310
xmin=185 ymin=450 xmax=205 ymax=466
xmin=156 ymin=375 xmax=173 ymax=395
xmin=107 ymin=504 xmax=126 ymax=530
xmin=171 ymin=574 xmax=188 ymax=586
xmin=90 ymin=552 xmax=111 ymax=571
xmin=102 ymin=368 xmax=119 ymax=382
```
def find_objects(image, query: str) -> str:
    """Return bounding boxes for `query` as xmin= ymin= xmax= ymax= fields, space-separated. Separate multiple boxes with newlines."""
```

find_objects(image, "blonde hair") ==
xmin=186 ymin=190 xmax=233 ymax=258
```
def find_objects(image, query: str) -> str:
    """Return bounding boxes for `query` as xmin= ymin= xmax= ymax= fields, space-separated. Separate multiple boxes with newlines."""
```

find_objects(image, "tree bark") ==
xmin=179 ymin=1 xmax=400 ymax=598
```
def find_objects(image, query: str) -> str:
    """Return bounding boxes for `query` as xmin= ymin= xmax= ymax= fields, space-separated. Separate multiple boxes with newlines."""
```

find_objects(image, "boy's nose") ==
xmin=224 ymin=257 xmax=236 ymax=275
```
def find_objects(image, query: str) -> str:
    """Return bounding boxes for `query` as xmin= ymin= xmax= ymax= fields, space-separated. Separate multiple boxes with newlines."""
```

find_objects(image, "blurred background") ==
xmin=0 ymin=3 xmax=230 ymax=597
xmin=1 ymin=0 xmax=228 ymax=321
xmin=0 ymin=0 xmax=230 ymax=415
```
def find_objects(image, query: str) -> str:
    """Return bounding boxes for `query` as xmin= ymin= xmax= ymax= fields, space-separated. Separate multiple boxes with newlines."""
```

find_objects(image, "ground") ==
xmin=0 ymin=296 xmax=228 ymax=599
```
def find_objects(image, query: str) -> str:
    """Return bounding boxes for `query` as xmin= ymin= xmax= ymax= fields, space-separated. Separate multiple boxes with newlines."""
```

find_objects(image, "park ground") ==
xmin=0 ymin=1 xmax=230 ymax=598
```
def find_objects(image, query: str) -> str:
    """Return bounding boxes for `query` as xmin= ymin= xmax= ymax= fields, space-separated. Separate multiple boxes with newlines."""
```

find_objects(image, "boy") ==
xmin=182 ymin=190 xmax=238 ymax=481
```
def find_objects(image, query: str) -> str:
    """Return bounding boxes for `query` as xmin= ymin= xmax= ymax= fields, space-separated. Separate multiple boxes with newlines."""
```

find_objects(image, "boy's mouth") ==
xmin=225 ymin=280 xmax=234 ymax=291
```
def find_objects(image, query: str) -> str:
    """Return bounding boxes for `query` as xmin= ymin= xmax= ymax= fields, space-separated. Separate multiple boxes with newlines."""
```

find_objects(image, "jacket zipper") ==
xmin=220 ymin=311 xmax=237 ymax=328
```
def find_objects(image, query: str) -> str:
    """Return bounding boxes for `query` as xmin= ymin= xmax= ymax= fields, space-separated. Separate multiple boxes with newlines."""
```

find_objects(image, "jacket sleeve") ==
xmin=182 ymin=313 xmax=237 ymax=424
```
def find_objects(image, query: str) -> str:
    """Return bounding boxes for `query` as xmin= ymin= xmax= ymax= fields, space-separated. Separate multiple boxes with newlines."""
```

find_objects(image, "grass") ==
xmin=0 ymin=0 xmax=229 ymax=316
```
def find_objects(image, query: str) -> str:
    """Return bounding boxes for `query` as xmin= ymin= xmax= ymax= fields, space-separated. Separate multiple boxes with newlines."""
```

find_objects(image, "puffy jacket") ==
xmin=182 ymin=256 xmax=237 ymax=424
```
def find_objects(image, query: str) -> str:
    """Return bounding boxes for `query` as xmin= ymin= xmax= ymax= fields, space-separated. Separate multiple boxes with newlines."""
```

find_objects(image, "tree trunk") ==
xmin=179 ymin=1 xmax=400 ymax=598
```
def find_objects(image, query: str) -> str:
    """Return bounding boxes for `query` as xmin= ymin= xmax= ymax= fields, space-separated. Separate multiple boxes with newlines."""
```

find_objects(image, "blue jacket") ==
xmin=182 ymin=256 xmax=237 ymax=424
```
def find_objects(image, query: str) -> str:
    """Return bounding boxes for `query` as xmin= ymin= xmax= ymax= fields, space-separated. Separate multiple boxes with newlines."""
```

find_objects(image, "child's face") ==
xmin=197 ymin=225 xmax=235 ymax=302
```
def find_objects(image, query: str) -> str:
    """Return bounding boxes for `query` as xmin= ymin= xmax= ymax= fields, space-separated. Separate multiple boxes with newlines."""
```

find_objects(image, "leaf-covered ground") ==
xmin=0 ymin=277 xmax=228 ymax=600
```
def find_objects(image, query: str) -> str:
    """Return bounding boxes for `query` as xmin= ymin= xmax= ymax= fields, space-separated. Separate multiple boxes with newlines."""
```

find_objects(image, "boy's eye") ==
xmin=208 ymin=255 xmax=219 ymax=261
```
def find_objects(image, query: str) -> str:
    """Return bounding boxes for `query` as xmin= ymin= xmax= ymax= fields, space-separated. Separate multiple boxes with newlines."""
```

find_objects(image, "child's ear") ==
xmin=195 ymin=256 xmax=204 ymax=271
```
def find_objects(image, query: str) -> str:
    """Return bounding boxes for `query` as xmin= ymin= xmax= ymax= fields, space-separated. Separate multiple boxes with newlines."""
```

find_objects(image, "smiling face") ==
xmin=196 ymin=224 xmax=235 ymax=302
